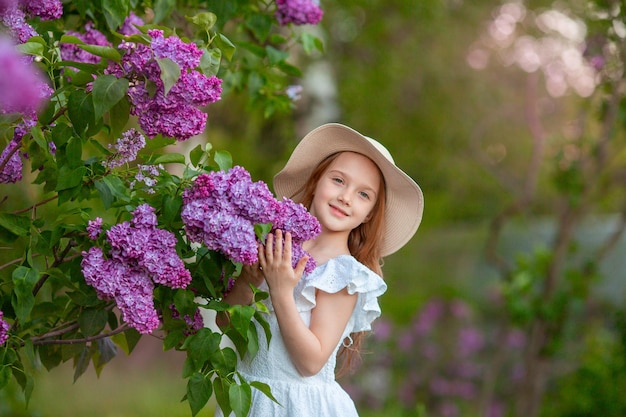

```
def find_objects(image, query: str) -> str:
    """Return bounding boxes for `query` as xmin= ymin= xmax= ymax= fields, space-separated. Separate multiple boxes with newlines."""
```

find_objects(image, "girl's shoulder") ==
xmin=296 ymin=254 xmax=387 ymax=331
xmin=297 ymin=254 xmax=387 ymax=301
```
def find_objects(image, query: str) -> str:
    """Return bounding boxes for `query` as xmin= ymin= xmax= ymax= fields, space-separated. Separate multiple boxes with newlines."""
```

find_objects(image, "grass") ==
xmin=20 ymin=337 xmax=215 ymax=417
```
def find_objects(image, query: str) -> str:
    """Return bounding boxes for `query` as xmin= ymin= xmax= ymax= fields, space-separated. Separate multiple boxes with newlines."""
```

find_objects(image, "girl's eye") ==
xmin=332 ymin=177 xmax=344 ymax=184
xmin=359 ymin=191 xmax=370 ymax=199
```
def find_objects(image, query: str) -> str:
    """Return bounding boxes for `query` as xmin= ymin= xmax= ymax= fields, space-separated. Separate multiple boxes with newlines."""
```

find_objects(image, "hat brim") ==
xmin=273 ymin=123 xmax=424 ymax=256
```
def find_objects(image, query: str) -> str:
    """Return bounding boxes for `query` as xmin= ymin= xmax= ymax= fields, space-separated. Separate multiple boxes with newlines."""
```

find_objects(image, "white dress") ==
xmin=214 ymin=254 xmax=387 ymax=417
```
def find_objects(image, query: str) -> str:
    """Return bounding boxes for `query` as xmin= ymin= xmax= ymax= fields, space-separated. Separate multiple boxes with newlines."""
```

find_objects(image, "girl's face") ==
xmin=310 ymin=152 xmax=381 ymax=235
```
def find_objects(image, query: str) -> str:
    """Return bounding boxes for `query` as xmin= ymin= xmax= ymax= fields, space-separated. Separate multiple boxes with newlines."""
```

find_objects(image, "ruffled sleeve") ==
xmin=295 ymin=255 xmax=387 ymax=332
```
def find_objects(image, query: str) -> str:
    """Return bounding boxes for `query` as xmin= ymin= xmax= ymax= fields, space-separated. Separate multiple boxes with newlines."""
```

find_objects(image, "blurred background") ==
xmin=4 ymin=0 xmax=626 ymax=416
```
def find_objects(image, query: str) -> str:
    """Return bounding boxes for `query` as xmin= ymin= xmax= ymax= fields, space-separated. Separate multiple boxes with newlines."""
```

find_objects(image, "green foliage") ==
xmin=0 ymin=0 xmax=324 ymax=415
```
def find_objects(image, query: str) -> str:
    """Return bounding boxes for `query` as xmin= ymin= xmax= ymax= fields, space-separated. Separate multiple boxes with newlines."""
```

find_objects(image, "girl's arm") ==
xmin=215 ymin=263 xmax=264 ymax=329
xmin=260 ymin=230 xmax=358 ymax=377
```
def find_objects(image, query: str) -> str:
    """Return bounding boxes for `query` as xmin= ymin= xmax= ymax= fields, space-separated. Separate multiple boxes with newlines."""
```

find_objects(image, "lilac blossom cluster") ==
xmin=0 ymin=35 xmax=53 ymax=116
xmin=103 ymin=128 xmax=146 ymax=169
xmin=0 ymin=310 xmax=10 ymax=345
xmin=181 ymin=166 xmax=321 ymax=274
xmin=130 ymin=164 xmax=163 ymax=194
xmin=0 ymin=139 xmax=22 ymax=183
xmin=81 ymin=204 xmax=192 ymax=334
xmin=275 ymin=0 xmax=323 ymax=26
xmin=0 ymin=117 xmax=41 ymax=183
xmin=106 ymin=29 xmax=223 ymax=141
xmin=60 ymin=22 xmax=111 ymax=64
xmin=0 ymin=0 xmax=62 ymax=43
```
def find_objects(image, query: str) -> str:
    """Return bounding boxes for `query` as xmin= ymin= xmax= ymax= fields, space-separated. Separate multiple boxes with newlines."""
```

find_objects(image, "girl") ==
xmin=215 ymin=123 xmax=424 ymax=416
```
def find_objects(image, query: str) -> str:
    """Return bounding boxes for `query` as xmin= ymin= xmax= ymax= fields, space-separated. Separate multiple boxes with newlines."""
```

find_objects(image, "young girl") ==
xmin=215 ymin=123 xmax=423 ymax=416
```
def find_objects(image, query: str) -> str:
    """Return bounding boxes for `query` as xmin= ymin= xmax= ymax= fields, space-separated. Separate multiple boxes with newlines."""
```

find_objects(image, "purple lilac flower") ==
xmin=0 ymin=0 xmax=16 ymax=14
xmin=286 ymin=84 xmax=303 ymax=102
xmin=81 ymin=204 xmax=192 ymax=334
xmin=103 ymin=128 xmax=146 ymax=169
xmin=130 ymin=164 xmax=162 ymax=194
xmin=0 ymin=140 xmax=22 ymax=183
xmin=170 ymin=304 xmax=204 ymax=335
xmin=48 ymin=141 xmax=56 ymax=155
xmin=1 ymin=5 xmax=36 ymax=43
xmin=19 ymin=0 xmax=62 ymax=20
xmin=119 ymin=11 xmax=144 ymax=36
xmin=275 ymin=0 xmax=323 ymax=26
xmin=0 ymin=35 xmax=52 ymax=115
xmin=106 ymin=29 xmax=223 ymax=141
xmin=0 ymin=310 xmax=10 ymax=345
xmin=86 ymin=217 xmax=103 ymax=240
xmin=181 ymin=167 xmax=321 ymax=273
xmin=60 ymin=23 xmax=110 ymax=64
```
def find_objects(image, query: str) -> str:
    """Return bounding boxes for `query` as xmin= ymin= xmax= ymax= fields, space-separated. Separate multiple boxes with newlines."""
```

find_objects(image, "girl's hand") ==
xmin=258 ymin=229 xmax=308 ymax=296
xmin=240 ymin=262 xmax=265 ymax=288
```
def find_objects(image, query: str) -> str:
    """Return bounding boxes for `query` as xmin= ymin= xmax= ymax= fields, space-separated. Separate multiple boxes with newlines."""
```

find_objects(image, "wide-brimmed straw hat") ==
xmin=273 ymin=123 xmax=424 ymax=256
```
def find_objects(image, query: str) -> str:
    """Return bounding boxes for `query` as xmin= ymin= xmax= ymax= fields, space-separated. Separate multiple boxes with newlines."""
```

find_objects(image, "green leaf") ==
xmin=252 ymin=310 xmax=270 ymax=340
xmin=186 ymin=11 xmax=217 ymax=31
xmin=187 ymin=372 xmax=212 ymax=416
xmin=199 ymin=48 xmax=221 ymax=77
xmin=215 ymin=34 xmax=236 ymax=61
xmin=229 ymin=382 xmax=252 ymax=417
xmin=94 ymin=179 xmax=113 ymax=209
xmin=68 ymin=90 xmax=95 ymax=137
xmin=55 ymin=165 xmax=86 ymax=191
xmin=245 ymin=14 xmax=273 ymax=43
xmin=162 ymin=194 xmax=182 ymax=225
xmin=250 ymin=381 xmax=279 ymax=403
xmin=109 ymin=96 xmax=130 ymax=138
xmin=65 ymin=137 xmax=83 ymax=168
xmin=185 ymin=328 xmax=221 ymax=369
xmin=77 ymin=44 xmax=121 ymax=62
xmin=78 ymin=308 xmax=108 ymax=336
xmin=0 ymin=365 xmax=11 ymax=389
xmin=228 ymin=305 xmax=255 ymax=339
xmin=73 ymin=346 xmax=90 ymax=382
xmin=152 ymin=152 xmax=186 ymax=165
xmin=209 ymin=347 xmax=237 ymax=376
xmin=0 ymin=213 xmax=31 ymax=237
xmin=17 ymin=40 xmax=44 ymax=56
xmin=213 ymin=150 xmax=232 ymax=171
xmin=153 ymin=0 xmax=176 ymax=23
xmin=156 ymin=57 xmax=181 ymax=96
xmin=95 ymin=338 xmax=118 ymax=367
xmin=102 ymin=0 xmax=130 ymax=32
xmin=102 ymin=174 xmax=130 ymax=203
xmin=300 ymin=33 xmax=324 ymax=54
xmin=213 ymin=377 xmax=232 ymax=417
xmin=189 ymin=144 xmax=204 ymax=167
xmin=265 ymin=46 xmax=288 ymax=65
xmin=92 ymin=75 xmax=129 ymax=120
xmin=12 ymin=266 xmax=39 ymax=322
xmin=174 ymin=289 xmax=196 ymax=316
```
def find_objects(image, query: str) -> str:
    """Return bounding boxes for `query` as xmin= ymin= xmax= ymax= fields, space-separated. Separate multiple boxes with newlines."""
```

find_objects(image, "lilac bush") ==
xmin=343 ymin=298 xmax=528 ymax=417
xmin=0 ymin=1 xmax=326 ymax=414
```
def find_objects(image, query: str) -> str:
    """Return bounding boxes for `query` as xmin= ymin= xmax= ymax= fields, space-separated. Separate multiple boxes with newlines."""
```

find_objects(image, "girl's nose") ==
xmin=338 ymin=191 xmax=351 ymax=205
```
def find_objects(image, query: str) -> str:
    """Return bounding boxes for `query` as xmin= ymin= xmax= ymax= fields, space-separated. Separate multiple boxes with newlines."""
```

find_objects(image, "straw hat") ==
xmin=273 ymin=123 xmax=424 ymax=256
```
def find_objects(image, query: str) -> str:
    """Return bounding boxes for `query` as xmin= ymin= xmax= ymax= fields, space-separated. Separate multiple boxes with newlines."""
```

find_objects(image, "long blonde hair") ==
xmin=294 ymin=152 xmax=387 ymax=377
